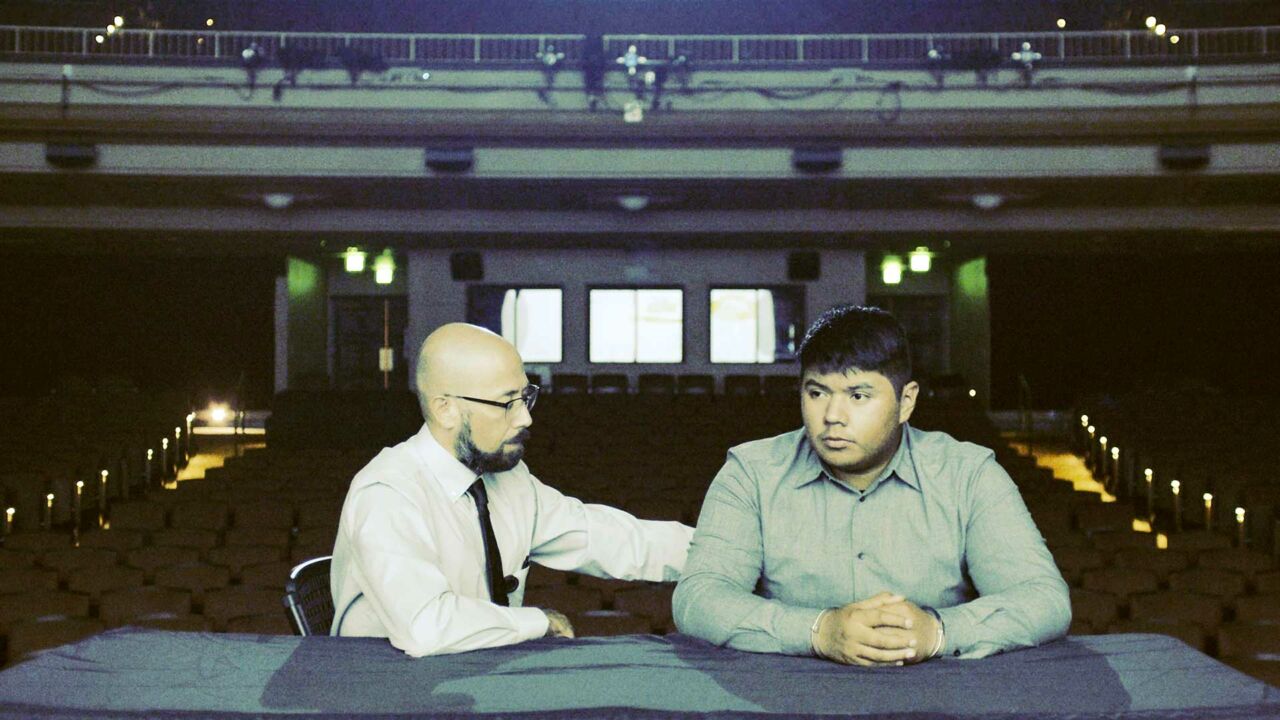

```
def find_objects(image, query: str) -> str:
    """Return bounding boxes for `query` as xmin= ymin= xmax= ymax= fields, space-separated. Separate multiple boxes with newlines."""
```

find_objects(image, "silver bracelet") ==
xmin=922 ymin=607 xmax=946 ymax=658
xmin=809 ymin=608 xmax=833 ymax=655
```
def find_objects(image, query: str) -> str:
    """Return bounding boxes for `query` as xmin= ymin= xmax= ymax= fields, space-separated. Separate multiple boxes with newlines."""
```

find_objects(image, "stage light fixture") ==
xmin=536 ymin=44 xmax=565 ymax=98
xmin=345 ymin=247 xmax=367 ymax=273
xmin=617 ymin=45 xmax=647 ymax=77
xmin=881 ymin=256 xmax=904 ymax=285
xmin=909 ymin=247 xmax=932 ymax=273
xmin=374 ymin=251 xmax=396 ymax=285
xmin=1011 ymin=41 xmax=1042 ymax=85
xmin=241 ymin=43 xmax=265 ymax=88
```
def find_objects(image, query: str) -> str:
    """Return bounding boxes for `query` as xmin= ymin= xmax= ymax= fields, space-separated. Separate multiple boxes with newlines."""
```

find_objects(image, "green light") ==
xmin=909 ymin=247 xmax=932 ymax=273
xmin=344 ymin=247 xmax=366 ymax=273
xmin=374 ymin=251 xmax=395 ymax=285
xmin=881 ymin=255 xmax=903 ymax=285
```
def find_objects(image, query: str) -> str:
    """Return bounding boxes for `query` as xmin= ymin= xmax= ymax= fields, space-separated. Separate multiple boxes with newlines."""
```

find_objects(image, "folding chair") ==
xmin=283 ymin=555 xmax=333 ymax=636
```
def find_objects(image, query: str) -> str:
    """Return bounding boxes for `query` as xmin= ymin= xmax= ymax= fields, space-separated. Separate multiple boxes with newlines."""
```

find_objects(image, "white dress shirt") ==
xmin=330 ymin=424 xmax=694 ymax=657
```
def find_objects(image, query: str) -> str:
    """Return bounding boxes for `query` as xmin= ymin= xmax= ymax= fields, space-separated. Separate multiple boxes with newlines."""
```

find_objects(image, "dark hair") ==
xmin=798 ymin=305 xmax=912 ymax=393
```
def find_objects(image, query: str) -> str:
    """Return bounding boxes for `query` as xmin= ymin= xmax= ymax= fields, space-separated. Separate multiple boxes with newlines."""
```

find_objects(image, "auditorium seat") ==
xmin=202 ymin=587 xmax=284 ymax=632
xmin=226 ymin=613 xmax=294 ymax=635
xmin=1255 ymin=571 xmax=1280 ymax=595
xmin=293 ymin=526 xmax=337 ymax=550
xmin=1129 ymin=591 xmax=1222 ymax=629
xmin=129 ymin=612 xmax=212 ymax=632
xmin=231 ymin=500 xmax=296 ymax=530
xmin=1167 ymin=568 xmax=1247 ymax=601
xmin=126 ymin=546 xmax=200 ymax=582
xmin=66 ymin=565 xmax=145 ymax=604
xmin=0 ymin=591 xmax=91 ymax=633
xmin=207 ymin=545 xmax=287 ymax=581
xmin=1107 ymin=619 xmax=1208 ymax=653
xmin=0 ymin=550 xmax=34 ymax=570
xmin=1088 ymin=530 xmax=1157 ymax=551
xmin=4 ymin=616 xmax=104 ymax=669
xmin=1195 ymin=549 xmax=1275 ymax=579
xmin=3 ymin=532 xmax=72 ymax=554
xmin=1217 ymin=622 xmax=1280 ymax=661
xmin=169 ymin=501 xmax=230 ymax=531
xmin=1051 ymin=547 xmax=1107 ymax=586
xmin=676 ymin=375 xmax=714 ymax=396
xmin=98 ymin=587 xmax=192 ymax=627
xmin=38 ymin=547 xmax=119 ymax=584
xmin=723 ymin=375 xmax=762 ymax=397
xmin=295 ymin=500 xmax=343 ymax=531
xmin=571 ymin=610 xmax=652 ymax=637
xmin=1081 ymin=568 xmax=1159 ymax=598
xmin=78 ymin=529 xmax=146 ymax=553
xmin=1113 ymin=547 xmax=1190 ymax=583
xmin=1232 ymin=595 xmax=1280 ymax=623
xmin=1074 ymin=502 xmax=1134 ymax=533
xmin=612 ymin=584 xmax=675 ymax=632
xmin=224 ymin=526 xmax=292 ymax=548
xmin=3 ymin=566 xmax=59 ymax=594
xmin=154 ymin=562 xmax=232 ymax=609
xmin=150 ymin=528 xmax=221 ymax=551
xmin=638 ymin=374 xmax=676 ymax=396
xmin=108 ymin=501 xmax=167 ymax=533
xmin=1164 ymin=531 xmax=1232 ymax=553
xmin=551 ymin=374 xmax=588 ymax=395
xmin=239 ymin=560 xmax=295 ymax=590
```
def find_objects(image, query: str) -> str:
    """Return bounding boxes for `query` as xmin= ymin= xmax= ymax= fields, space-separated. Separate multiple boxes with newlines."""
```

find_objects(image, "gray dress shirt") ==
xmin=672 ymin=424 xmax=1071 ymax=659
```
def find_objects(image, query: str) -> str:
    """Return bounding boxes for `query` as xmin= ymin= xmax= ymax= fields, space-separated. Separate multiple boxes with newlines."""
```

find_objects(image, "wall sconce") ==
xmin=881 ymin=255 xmax=904 ymax=285
xmin=374 ymin=251 xmax=396 ymax=285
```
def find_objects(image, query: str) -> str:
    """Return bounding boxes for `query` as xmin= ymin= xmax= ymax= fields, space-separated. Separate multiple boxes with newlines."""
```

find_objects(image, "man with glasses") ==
xmin=331 ymin=322 xmax=694 ymax=656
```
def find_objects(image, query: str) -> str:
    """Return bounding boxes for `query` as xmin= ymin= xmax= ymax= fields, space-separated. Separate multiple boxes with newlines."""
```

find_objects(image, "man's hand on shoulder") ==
xmin=542 ymin=609 xmax=575 ymax=638
xmin=811 ymin=592 xmax=919 ymax=666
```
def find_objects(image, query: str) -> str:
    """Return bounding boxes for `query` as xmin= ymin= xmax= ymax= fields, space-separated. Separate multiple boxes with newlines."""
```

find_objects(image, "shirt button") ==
xmin=857 ymin=552 xmax=866 ymax=560
xmin=858 ymin=496 xmax=866 ymax=503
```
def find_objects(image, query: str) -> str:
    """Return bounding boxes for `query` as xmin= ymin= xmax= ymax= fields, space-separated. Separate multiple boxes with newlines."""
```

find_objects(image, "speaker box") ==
xmin=792 ymin=146 xmax=843 ymax=174
xmin=787 ymin=251 xmax=820 ymax=281
xmin=450 ymin=252 xmax=483 ymax=281
xmin=46 ymin=143 xmax=97 ymax=169
xmin=425 ymin=147 xmax=475 ymax=173
xmin=1159 ymin=144 xmax=1210 ymax=171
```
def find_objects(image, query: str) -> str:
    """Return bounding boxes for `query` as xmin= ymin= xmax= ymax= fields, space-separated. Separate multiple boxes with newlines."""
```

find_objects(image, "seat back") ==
xmin=283 ymin=555 xmax=333 ymax=636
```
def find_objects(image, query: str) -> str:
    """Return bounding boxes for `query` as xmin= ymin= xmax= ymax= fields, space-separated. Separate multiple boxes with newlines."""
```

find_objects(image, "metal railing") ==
xmin=1 ymin=25 xmax=1277 ymax=66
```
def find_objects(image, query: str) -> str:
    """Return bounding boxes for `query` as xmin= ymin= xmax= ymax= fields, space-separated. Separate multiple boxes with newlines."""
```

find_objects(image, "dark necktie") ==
xmin=467 ymin=478 xmax=509 ymax=606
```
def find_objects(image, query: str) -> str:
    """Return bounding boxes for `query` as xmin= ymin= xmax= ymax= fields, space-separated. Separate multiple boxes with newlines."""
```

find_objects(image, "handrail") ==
xmin=1 ymin=24 xmax=1277 ymax=66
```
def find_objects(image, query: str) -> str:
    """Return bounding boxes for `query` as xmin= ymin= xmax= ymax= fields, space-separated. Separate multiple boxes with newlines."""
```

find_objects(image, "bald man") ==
xmin=330 ymin=323 xmax=694 ymax=656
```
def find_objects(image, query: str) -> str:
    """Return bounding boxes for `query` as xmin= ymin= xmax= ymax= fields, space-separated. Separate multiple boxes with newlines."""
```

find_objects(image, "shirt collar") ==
xmin=797 ymin=423 xmax=921 ymax=493
xmin=408 ymin=423 xmax=479 ymax=501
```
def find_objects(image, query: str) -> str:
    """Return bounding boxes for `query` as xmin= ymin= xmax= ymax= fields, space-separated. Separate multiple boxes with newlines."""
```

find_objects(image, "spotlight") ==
xmin=925 ymin=48 xmax=947 ymax=87
xmin=1145 ymin=16 xmax=1158 ymax=29
xmin=262 ymin=193 xmax=294 ymax=210
xmin=617 ymin=44 xmax=647 ymax=77
xmin=971 ymin=193 xmax=1005 ymax=211
xmin=1154 ymin=24 xmax=1167 ymax=37
xmin=337 ymin=47 xmax=389 ymax=86
xmin=1011 ymin=41 xmax=1042 ymax=85
xmin=113 ymin=15 xmax=124 ymax=27
xmin=1056 ymin=18 xmax=1066 ymax=29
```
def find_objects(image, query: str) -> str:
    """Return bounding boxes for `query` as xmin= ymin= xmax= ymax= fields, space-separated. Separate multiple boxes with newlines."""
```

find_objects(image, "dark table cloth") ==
xmin=0 ymin=629 xmax=1276 ymax=719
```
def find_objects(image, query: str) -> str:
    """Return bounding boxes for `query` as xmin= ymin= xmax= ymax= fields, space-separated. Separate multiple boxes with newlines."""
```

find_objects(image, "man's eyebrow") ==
xmin=802 ymin=379 xmax=830 ymax=391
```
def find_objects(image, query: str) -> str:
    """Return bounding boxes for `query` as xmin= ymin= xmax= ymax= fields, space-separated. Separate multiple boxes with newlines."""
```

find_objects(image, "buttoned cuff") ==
xmin=514 ymin=606 xmax=551 ymax=640
xmin=934 ymin=606 xmax=970 ymax=658
xmin=780 ymin=606 xmax=825 ymax=656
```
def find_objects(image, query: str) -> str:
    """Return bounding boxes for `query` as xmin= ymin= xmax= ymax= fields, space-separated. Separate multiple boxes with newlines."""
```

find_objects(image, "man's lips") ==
xmin=822 ymin=436 xmax=854 ymax=448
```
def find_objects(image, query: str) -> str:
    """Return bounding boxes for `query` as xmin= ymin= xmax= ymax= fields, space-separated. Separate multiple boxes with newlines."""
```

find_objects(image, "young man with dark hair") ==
xmin=673 ymin=304 xmax=1069 ymax=665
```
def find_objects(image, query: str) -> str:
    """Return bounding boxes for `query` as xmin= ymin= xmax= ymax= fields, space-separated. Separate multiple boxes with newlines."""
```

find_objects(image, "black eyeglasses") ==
xmin=447 ymin=384 xmax=539 ymax=415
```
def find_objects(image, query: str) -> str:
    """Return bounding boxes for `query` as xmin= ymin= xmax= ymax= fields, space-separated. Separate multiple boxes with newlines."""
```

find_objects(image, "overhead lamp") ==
xmin=344 ymin=247 xmax=367 ymax=273
xmin=114 ymin=16 xmax=124 ymax=27
xmin=881 ymin=255 xmax=904 ymax=285
xmin=374 ymin=251 xmax=396 ymax=285
xmin=1056 ymin=18 xmax=1066 ymax=29
xmin=106 ymin=24 xmax=117 ymax=35
xmin=908 ymin=247 xmax=932 ymax=273
xmin=1169 ymin=35 xmax=1180 ymax=45
xmin=1145 ymin=16 xmax=1158 ymax=29
xmin=1154 ymin=24 xmax=1167 ymax=37
xmin=206 ymin=18 xmax=215 ymax=27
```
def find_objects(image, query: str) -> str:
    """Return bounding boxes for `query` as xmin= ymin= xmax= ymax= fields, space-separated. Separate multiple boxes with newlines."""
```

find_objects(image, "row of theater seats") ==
xmin=3 ymin=389 xmax=1277 ymax=688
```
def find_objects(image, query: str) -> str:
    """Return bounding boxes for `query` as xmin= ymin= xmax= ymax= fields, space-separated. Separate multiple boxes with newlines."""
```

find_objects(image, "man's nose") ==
xmin=823 ymin=397 xmax=849 ymax=425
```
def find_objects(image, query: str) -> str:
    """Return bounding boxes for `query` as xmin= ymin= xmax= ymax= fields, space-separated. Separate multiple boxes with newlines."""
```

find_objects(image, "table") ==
xmin=0 ymin=630 xmax=1276 ymax=719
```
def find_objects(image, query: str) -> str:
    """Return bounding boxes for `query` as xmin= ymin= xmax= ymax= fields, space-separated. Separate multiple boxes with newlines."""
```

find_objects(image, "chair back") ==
xmin=283 ymin=555 xmax=333 ymax=636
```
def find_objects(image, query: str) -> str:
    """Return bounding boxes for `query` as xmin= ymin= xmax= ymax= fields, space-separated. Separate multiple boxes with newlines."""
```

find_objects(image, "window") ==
xmin=467 ymin=287 xmax=563 ymax=363
xmin=589 ymin=289 xmax=683 ymax=363
xmin=709 ymin=287 xmax=804 ymax=363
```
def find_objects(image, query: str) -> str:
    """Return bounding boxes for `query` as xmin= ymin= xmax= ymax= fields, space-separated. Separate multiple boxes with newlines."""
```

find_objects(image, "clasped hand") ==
xmin=812 ymin=592 xmax=938 ymax=667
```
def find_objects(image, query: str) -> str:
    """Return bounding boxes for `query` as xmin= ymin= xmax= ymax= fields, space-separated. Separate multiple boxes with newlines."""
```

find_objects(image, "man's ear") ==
xmin=428 ymin=394 xmax=460 ymax=431
xmin=898 ymin=381 xmax=920 ymax=425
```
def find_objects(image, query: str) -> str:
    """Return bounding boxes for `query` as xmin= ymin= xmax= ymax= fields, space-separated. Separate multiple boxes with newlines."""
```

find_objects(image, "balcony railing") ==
xmin=1 ymin=25 xmax=1277 ymax=66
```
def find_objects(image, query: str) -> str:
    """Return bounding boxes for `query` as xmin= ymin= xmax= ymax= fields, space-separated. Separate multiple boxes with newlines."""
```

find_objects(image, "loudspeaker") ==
xmin=425 ymin=147 xmax=475 ymax=173
xmin=792 ymin=145 xmax=843 ymax=174
xmin=787 ymin=251 xmax=820 ymax=281
xmin=1159 ymin=144 xmax=1210 ymax=171
xmin=450 ymin=252 xmax=483 ymax=281
xmin=46 ymin=143 xmax=97 ymax=169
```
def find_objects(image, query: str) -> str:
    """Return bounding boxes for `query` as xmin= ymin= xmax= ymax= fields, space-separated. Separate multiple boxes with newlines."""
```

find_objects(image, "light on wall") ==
xmin=374 ymin=251 xmax=396 ymax=285
xmin=881 ymin=255 xmax=904 ymax=285
xmin=344 ymin=247 xmax=367 ymax=273
xmin=909 ymin=247 xmax=932 ymax=273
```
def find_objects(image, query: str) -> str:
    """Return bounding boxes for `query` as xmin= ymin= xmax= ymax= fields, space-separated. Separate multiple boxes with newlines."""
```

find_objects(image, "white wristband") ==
xmin=809 ymin=608 xmax=833 ymax=655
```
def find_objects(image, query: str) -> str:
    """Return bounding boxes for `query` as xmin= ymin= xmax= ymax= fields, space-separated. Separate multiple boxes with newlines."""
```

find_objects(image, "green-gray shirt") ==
xmin=672 ymin=424 xmax=1070 ymax=659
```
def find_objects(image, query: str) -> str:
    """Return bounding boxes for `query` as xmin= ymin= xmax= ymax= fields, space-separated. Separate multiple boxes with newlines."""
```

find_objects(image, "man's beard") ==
xmin=455 ymin=420 xmax=529 ymax=474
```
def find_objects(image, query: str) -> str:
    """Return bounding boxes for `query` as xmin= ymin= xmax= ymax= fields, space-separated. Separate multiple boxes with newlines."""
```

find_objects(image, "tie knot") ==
xmin=467 ymin=478 xmax=488 ymax=508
